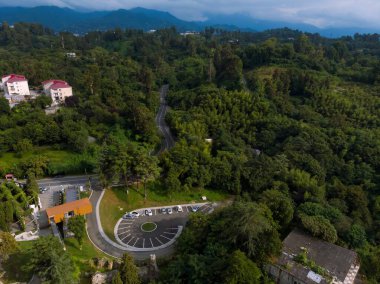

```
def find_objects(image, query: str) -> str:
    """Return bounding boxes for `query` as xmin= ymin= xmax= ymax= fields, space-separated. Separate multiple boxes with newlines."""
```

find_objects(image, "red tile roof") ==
xmin=42 ymin=79 xmax=71 ymax=90
xmin=2 ymin=74 xmax=27 ymax=83
xmin=42 ymin=79 xmax=67 ymax=85
xmin=50 ymin=82 xmax=71 ymax=89
xmin=7 ymin=77 xmax=27 ymax=83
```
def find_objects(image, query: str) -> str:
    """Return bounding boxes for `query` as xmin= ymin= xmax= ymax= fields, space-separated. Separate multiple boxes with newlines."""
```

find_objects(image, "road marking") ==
xmin=143 ymin=238 xmax=145 ymax=248
xmin=164 ymin=231 xmax=176 ymax=235
xmin=155 ymin=237 xmax=163 ymax=245
xmin=118 ymin=225 xmax=130 ymax=229
xmin=118 ymin=229 xmax=130 ymax=234
xmin=133 ymin=238 xmax=139 ymax=247
xmin=186 ymin=206 xmax=189 ymax=212
xmin=127 ymin=237 xmax=135 ymax=245
xmin=167 ymin=227 xmax=178 ymax=230
xmin=154 ymin=209 xmax=156 ymax=215
xmin=149 ymin=238 xmax=153 ymax=247
xmin=160 ymin=234 xmax=171 ymax=241
xmin=121 ymin=234 xmax=131 ymax=241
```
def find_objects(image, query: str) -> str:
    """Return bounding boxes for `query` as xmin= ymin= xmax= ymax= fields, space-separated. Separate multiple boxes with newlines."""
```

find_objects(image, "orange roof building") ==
xmin=46 ymin=198 xmax=92 ymax=224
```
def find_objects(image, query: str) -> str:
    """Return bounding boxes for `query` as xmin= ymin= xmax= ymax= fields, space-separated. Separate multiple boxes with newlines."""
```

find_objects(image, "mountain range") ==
xmin=0 ymin=6 xmax=378 ymax=38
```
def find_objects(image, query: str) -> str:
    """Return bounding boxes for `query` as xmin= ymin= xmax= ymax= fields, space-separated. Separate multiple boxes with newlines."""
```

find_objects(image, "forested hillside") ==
xmin=0 ymin=22 xmax=379 ymax=282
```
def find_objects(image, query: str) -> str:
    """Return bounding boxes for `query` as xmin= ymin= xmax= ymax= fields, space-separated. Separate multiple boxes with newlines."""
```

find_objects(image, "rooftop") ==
xmin=50 ymin=82 xmax=71 ymax=89
xmin=275 ymin=229 xmax=359 ymax=283
xmin=3 ymin=74 xmax=27 ymax=83
xmin=42 ymin=79 xmax=71 ymax=90
xmin=42 ymin=79 xmax=67 ymax=85
xmin=46 ymin=198 xmax=92 ymax=218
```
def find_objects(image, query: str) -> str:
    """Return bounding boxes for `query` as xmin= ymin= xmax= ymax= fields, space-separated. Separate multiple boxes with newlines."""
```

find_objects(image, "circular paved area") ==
xmin=115 ymin=204 xmax=214 ymax=250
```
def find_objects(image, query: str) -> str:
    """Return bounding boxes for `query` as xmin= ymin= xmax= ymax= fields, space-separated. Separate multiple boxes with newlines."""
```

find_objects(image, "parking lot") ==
xmin=115 ymin=203 xmax=214 ymax=250
xmin=37 ymin=175 xmax=94 ymax=210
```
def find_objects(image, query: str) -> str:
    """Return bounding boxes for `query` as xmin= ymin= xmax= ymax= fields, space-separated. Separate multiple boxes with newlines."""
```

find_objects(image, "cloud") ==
xmin=0 ymin=0 xmax=380 ymax=28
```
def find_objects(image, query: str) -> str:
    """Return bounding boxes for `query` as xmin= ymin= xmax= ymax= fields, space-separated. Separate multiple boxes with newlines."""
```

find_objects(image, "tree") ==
xmin=98 ymin=132 xmax=135 ymax=187
xmin=67 ymin=215 xmax=86 ymax=249
xmin=119 ymin=253 xmax=140 ymax=284
xmin=260 ymin=189 xmax=294 ymax=226
xmin=133 ymin=149 xmax=160 ymax=200
xmin=21 ymin=155 xmax=49 ymax=178
xmin=299 ymin=214 xmax=338 ymax=243
xmin=25 ymin=173 xmax=39 ymax=203
xmin=223 ymin=250 xmax=262 ymax=284
xmin=112 ymin=271 xmax=123 ymax=284
xmin=210 ymin=202 xmax=282 ymax=263
xmin=0 ymin=231 xmax=18 ymax=262
xmin=13 ymin=138 xmax=33 ymax=155
xmin=347 ymin=224 xmax=366 ymax=248
xmin=25 ymin=236 xmax=74 ymax=283
xmin=0 ymin=97 xmax=10 ymax=115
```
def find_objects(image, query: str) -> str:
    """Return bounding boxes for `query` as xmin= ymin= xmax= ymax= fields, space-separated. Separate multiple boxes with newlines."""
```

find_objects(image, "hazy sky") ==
xmin=1 ymin=0 xmax=380 ymax=28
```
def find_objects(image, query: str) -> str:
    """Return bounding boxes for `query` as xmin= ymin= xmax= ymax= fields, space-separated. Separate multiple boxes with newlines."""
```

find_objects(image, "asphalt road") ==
xmin=37 ymin=175 xmax=97 ymax=188
xmin=156 ymin=84 xmax=175 ymax=153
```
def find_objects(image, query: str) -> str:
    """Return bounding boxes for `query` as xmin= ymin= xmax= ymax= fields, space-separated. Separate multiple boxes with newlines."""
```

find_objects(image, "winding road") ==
xmin=155 ymin=84 xmax=175 ymax=153
xmin=85 ymin=85 xmax=178 ymax=259
xmin=38 ymin=85 xmax=178 ymax=259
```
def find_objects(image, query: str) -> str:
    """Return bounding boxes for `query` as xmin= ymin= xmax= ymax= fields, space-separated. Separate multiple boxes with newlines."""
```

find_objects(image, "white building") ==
xmin=66 ymin=52 xmax=76 ymax=58
xmin=1 ymin=74 xmax=30 ymax=96
xmin=42 ymin=80 xmax=73 ymax=106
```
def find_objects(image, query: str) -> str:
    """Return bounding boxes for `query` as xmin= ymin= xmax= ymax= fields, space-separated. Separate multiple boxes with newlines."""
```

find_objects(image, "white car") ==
xmin=130 ymin=211 xmax=140 ymax=218
xmin=176 ymin=205 xmax=183 ymax=212
xmin=191 ymin=205 xmax=200 ymax=212
xmin=145 ymin=209 xmax=153 ymax=216
xmin=123 ymin=211 xmax=140 ymax=219
xmin=167 ymin=208 xmax=173 ymax=214
xmin=123 ymin=213 xmax=134 ymax=219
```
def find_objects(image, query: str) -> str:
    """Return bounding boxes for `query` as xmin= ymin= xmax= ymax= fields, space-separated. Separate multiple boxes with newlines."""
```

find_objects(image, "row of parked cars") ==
xmin=122 ymin=205 xmax=200 ymax=219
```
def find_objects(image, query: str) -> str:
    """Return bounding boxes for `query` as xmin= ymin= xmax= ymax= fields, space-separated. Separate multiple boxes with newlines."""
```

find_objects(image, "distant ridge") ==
xmin=0 ymin=6 xmax=378 ymax=37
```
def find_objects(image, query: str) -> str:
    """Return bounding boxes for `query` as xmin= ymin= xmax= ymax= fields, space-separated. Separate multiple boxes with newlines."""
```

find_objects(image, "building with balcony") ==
xmin=42 ymin=79 xmax=73 ymax=106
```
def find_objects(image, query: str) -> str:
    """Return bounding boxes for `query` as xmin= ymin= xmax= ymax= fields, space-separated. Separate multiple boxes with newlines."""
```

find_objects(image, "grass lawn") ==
xmin=99 ymin=183 xmax=230 ymax=241
xmin=64 ymin=236 xmax=114 ymax=282
xmin=0 ymin=146 xmax=96 ymax=176
xmin=141 ymin=222 xmax=157 ymax=232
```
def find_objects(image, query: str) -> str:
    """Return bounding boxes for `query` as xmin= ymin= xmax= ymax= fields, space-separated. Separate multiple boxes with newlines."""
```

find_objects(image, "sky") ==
xmin=0 ymin=0 xmax=380 ymax=29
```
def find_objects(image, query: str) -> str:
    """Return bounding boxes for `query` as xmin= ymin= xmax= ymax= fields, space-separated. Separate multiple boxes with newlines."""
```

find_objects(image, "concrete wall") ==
xmin=50 ymin=87 xmax=73 ymax=105
xmin=266 ymin=265 xmax=307 ymax=284
xmin=5 ymin=81 xmax=30 ymax=96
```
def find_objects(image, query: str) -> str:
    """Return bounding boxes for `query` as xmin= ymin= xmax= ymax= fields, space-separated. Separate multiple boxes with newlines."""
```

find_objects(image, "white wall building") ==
xmin=1 ymin=74 xmax=30 ymax=96
xmin=42 ymin=80 xmax=73 ymax=106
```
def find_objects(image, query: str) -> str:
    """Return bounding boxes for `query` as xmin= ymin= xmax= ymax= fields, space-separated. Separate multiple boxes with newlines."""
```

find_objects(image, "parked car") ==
xmin=161 ymin=208 xmax=167 ymax=214
xmin=191 ymin=205 xmax=200 ymax=212
xmin=39 ymin=187 xmax=48 ymax=194
xmin=176 ymin=205 xmax=183 ymax=212
xmin=145 ymin=209 xmax=153 ymax=216
xmin=167 ymin=208 xmax=173 ymax=214
xmin=130 ymin=211 xmax=140 ymax=218
xmin=123 ymin=211 xmax=140 ymax=219
xmin=123 ymin=213 xmax=134 ymax=219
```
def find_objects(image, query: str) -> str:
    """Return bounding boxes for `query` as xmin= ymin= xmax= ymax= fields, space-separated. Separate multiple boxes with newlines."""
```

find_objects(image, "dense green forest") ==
xmin=0 ymin=22 xmax=380 ymax=283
